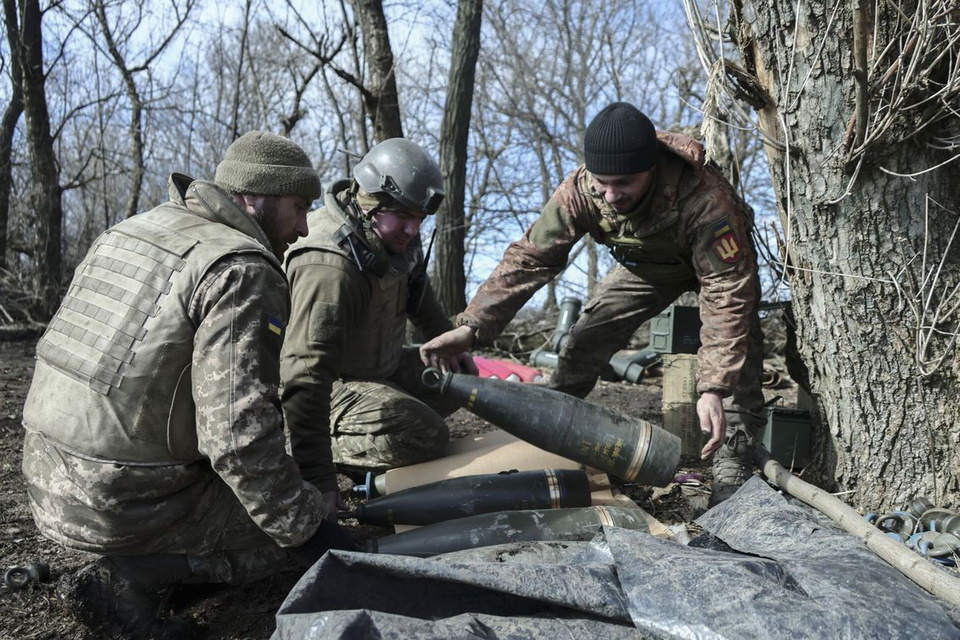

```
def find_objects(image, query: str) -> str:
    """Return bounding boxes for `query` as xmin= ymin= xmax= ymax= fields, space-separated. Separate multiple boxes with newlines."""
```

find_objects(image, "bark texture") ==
xmin=95 ymin=1 xmax=145 ymax=220
xmin=351 ymin=0 xmax=403 ymax=141
xmin=735 ymin=0 xmax=960 ymax=509
xmin=436 ymin=0 xmax=483 ymax=315
xmin=0 ymin=0 xmax=24 ymax=270
xmin=17 ymin=0 xmax=63 ymax=311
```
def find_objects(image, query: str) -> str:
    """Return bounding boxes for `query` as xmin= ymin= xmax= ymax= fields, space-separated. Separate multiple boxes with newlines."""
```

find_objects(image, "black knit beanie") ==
xmin=215 ymin=131 xmax=322 ymax=201
xmin=583 ymin=102 xmax=658 ymax=174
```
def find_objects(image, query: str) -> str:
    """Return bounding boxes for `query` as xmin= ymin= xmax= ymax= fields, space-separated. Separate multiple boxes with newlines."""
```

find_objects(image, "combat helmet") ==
xmin=353 ymin=138 xmax=445 ymax=214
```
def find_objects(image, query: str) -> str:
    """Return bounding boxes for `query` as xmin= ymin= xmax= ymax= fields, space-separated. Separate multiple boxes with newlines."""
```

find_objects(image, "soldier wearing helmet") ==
xmin=281 ymin=138 xmax=474 ymax=501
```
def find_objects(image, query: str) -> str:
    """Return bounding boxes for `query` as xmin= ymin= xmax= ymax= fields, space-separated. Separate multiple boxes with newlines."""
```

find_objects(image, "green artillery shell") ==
xmin=367 ymin=505 xmax=649 ymax=556
xmin=355 ymin=469 xmax=591 ymax=527
xmin=529 ymin=348 xmax=560 ymax=370
xmin=550 ymin=297 xmax=582 ymax=352
xmin=422 ymin=369 xmax=680 ymax=486
xmin=608 ymin=349 xmax=660 ymax=383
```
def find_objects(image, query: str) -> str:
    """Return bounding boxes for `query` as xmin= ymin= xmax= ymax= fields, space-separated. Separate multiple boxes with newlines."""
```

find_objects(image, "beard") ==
xmin=251 ymin=197 xmax=286 ymax=256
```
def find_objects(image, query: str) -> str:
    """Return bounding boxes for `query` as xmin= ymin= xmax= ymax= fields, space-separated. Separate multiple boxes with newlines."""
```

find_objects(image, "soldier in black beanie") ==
xmin=583 ymin=102 xmax=659 ymax=175
xmin=422 ymin=101 xmax=765 ymax=508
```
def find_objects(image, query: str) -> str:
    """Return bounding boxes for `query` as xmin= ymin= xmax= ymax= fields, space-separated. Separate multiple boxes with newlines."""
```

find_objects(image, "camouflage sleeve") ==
xmin=280 ymin=250 xmax=369 ymax=493
xmin=410 ymin=277 xmax=455 ymax=341
xmin=190 ymin=254 xmax=323 ymax=548
xmin=686 ymin=175 xmax=761 ymax=396
xmin=458 ymin=172 xmax=589 ymax=344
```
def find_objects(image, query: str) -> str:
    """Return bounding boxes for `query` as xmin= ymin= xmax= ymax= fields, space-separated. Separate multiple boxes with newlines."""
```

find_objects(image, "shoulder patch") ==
xmin=265 ymin=314 xmax=284 ymax=337
xmin=709 ymin=218 xmax=741 ymax=265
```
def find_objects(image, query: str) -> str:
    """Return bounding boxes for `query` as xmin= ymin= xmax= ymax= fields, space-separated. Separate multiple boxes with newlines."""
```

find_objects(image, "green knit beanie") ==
xmin=215 ymin=131 xmax=322 ymax=201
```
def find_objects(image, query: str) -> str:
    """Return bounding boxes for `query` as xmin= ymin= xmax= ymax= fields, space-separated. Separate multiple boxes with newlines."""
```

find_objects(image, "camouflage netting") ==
xmin=272 ymin=478 xmax=960 ymax=639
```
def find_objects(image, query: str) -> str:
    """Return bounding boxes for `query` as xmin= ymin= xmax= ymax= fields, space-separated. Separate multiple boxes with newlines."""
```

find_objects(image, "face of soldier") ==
xmin=371 ymin=208 xmax=427 ymax=254
xmin=253 ymin=195 xmax=311 ymax=256
xmin=590 ymin=170 xmax=655 ymax=213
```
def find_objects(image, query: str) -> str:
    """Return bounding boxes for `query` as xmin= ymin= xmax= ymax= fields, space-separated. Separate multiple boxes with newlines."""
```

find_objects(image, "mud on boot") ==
xmin=62 ymin=555 xmax=201 ymax=639
xmin=708 ymin=424 xmax=759 ymax=508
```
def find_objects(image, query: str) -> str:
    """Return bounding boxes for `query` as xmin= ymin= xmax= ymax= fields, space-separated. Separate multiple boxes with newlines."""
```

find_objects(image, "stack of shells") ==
xmin=866 ymin=497 xmax=960 ymax=566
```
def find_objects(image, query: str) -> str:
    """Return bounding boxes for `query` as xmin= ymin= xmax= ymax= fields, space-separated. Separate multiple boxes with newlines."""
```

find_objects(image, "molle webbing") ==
xmin=37 ymin=222 xmax=193 ymax=395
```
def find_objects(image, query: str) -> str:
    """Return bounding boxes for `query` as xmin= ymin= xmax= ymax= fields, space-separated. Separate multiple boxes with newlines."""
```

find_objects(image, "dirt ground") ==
xmin=0 ymin=337 xmax=786 ymax=639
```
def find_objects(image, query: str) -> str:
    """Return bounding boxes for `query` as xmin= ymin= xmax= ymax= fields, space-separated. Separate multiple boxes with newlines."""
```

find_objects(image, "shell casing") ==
xmin=437 ymin=372 xmax=680 ymax=486
xmin=354 ymin=469 xmax=592 ymax=527
xmin=366 ymin=505 xmax=650 ymax=556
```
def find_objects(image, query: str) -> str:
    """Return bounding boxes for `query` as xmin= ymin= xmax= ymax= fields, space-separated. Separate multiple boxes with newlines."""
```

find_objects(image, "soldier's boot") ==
xmin=64 ymin=554 xmax=201 ymax=639
xmin=548 ymin=354 xmax=602 ymax=399
xmin=708 ymin=423 xmax=759 ymax=508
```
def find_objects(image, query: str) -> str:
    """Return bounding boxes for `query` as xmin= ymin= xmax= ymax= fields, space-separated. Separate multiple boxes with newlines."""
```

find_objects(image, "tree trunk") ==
xmin=734 ymin=0 xmax=960 ymax=510
xmin=351 ymin=0 xmax=403 ymax=141
xmin=231 ymin=0 xmax=252 ymax=141
xmin=0 ymin=0 xmax=24 ymax=271
xmin=435 ymin=0 xmax=482 ymax=316
xmin=17 ymin=0 xmax=63 ymax=312
xmin=94 ymin=2 xmax=144 ymax=220
xmin=586 ymin=236 xmax=598 ymax=299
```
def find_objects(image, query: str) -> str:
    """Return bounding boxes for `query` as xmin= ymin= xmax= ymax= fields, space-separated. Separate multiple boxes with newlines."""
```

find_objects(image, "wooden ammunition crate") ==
xmin=661 ymin=354 xmax=701 ymax=456
xmin=662 ymin=401 xmax=703 ymax=457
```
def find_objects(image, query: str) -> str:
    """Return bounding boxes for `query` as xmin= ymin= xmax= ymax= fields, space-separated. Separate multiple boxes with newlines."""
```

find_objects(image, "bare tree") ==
xmin=92 ymin=0 xmax=194 ymax=218
xmin=350 ymin=0 xmax=403 ymax=141
xmin=435 ymin=0 xmax=483 ymax=316
xmin=279 ymin=0 xmax=403 ymax=143
xmin=476 ymin=0 xmax=676 ymax=302
xmin=9 ymin=0 xmax=65 ymax=312
xmin=229 ymin=0 xmax=254 ymax=141
xmin=688 ymin=0 xmax=960 ymax=509
xmin=0 ymin=0 xmax=24 ymax=270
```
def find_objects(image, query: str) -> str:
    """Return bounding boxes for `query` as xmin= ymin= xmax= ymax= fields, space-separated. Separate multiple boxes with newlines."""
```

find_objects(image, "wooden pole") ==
xmin=758 ymin=450 xmax=960 ymax=609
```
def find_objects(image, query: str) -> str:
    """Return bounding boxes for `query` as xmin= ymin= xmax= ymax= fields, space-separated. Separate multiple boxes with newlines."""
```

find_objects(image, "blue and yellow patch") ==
xmin=267 ymin=316 xmax=284 ymax=336
xmin=710 ymin=218 xmax=741 ymax=264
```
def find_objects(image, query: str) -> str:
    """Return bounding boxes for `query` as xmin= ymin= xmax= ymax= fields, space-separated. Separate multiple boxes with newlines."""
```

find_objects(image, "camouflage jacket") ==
xmin=281 ymin=180 xmax=452 ymax=493
xmin=21 ymin=175 xmax=324 ymax=554
xmin=458 ymin=133 xmax=758 ymax=396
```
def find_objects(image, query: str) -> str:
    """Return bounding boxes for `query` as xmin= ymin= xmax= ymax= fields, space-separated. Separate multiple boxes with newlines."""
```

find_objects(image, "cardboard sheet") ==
xmin=381 ymin=429 xmax=583 ymax=494
xmin=378 ymin=429 xmax=672 ymax=539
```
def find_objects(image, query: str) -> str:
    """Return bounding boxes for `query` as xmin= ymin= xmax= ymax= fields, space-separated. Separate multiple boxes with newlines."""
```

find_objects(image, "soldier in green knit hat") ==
xmin=21 ymin=131 xmax=355 ymax=637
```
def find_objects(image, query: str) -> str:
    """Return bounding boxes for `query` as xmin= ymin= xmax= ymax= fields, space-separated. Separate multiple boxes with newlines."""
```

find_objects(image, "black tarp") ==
xmin=272 ymin=477 xmax=960 ymax=639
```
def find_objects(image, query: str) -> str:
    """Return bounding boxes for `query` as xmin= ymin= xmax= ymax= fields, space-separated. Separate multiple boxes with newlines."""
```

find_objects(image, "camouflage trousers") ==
xmin=24 ymin=432 xmax=292 ymax=585
xmin=330 ymin=347 xmax=459 ymax=472
xmin=551 ymin=263 xmax=765 ymax=420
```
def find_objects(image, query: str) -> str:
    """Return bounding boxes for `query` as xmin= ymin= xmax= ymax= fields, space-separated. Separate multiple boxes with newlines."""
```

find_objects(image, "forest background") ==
xmin=0 ymin=0 xmax=780 ymax=313
xmin=2 ymin=0 xmax=960 ymax=512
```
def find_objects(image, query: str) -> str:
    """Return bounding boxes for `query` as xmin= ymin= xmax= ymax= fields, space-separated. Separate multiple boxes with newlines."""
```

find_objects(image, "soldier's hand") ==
xmin=288 ymin=519 xmax=359 ymax=568
xmin=697 ymin=391 xmax=726 ymax=459
xmin=448 ymin=351 xmax=479 ymax=375
xmin=420 ymin=326 xmax=476 ymax=371
xmin=322 ymin=489 xmax=345 ymax=520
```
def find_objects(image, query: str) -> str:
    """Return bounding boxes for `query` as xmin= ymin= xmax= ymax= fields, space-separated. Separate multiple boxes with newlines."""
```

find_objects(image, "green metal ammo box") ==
xmin=756 ymin=407 xmax=812 ymax=469
xmin=650 ymin=305 xmax=702 ymax=354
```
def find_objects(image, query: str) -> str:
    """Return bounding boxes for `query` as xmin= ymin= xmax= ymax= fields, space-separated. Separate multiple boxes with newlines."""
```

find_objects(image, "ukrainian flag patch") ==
xmin=709 ymin=217 xmax=741 ymax=264
xmin=267 ymin=316 xmax=284 ymax=336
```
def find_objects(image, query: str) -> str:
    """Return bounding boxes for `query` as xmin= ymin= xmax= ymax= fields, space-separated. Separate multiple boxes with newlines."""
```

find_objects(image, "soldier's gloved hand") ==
xmin=289 ymin=519 xmax=360 ymax=568
xmin=322 ymin=489 xmax=346 ymax=520
xmin=697 ymin=391 xmax=726 ymax=460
